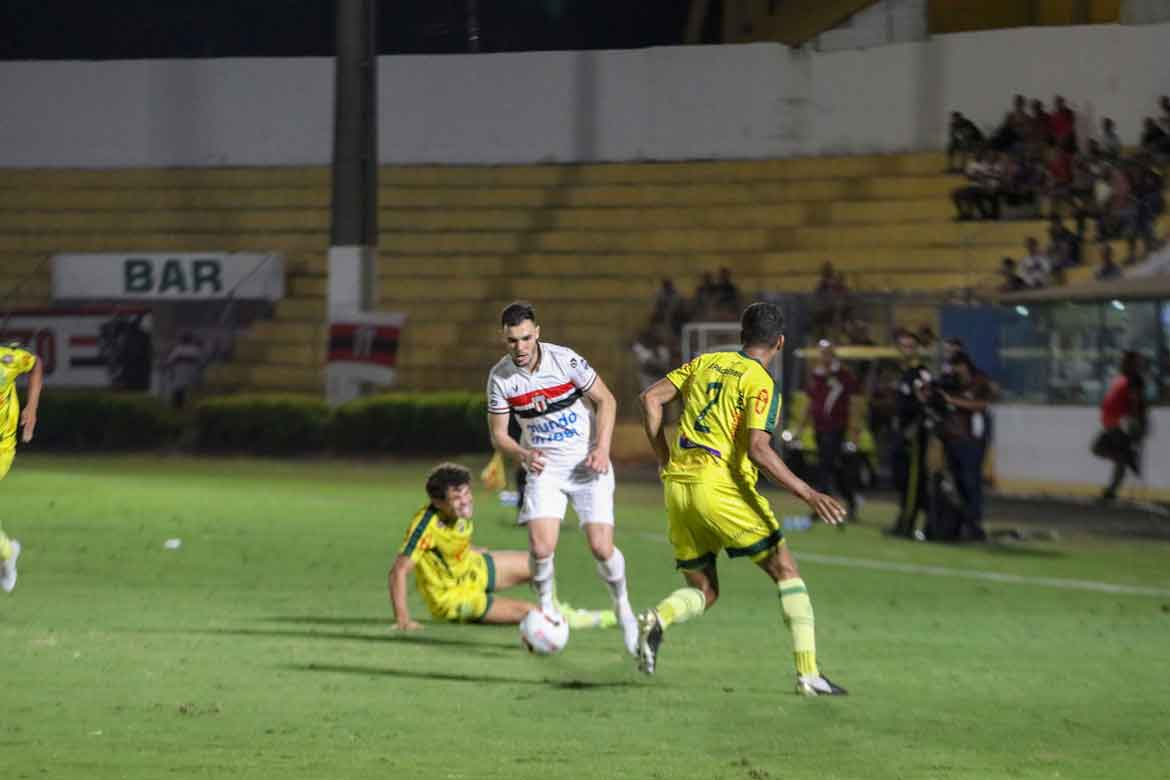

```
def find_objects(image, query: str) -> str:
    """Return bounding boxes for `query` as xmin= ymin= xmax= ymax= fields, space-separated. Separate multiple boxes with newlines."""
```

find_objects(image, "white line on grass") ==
xmin=796 ymin=552 xmax=1170 ymax=598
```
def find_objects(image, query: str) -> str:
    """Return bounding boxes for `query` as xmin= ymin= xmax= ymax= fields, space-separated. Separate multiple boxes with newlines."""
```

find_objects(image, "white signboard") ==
xmin=52 ymin=253 xmax=284 ymax=301
xmin=1 ymin=307 xmax=149 ymax=387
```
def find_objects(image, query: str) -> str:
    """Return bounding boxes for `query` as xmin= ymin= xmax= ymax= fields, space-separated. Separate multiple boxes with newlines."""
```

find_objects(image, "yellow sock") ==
xmin=0 ymin=526 xmax=12 ymax=561
xmin=656 ymin=587 xmax=706 ymax=629
xmin=561 ymin=606 xmax=616 ymax=630
xmin=779 ymin=578 xmax=818 ymax=677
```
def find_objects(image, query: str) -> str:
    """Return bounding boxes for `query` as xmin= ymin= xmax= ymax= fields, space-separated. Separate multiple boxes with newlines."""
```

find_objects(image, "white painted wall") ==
xmin=814 ymin=0 xmax=927 ymax=52
xmin=1 ymin=21 xmax=1168 ymax=167
xmin=995 ymin=405 xmax=1170 ymax=490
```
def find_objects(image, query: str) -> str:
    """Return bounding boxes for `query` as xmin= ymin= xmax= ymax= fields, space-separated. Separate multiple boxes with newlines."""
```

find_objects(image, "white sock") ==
xmin=596 ymin=548 xmax=633 ymax=617
xmin=529 ymin=552 xmax=556 ymax=612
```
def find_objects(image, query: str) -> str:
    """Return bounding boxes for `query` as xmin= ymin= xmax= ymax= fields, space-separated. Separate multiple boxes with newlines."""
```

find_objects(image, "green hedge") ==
xmin=331 ymin=392 xmax=490 ymax=454
xmin=27 ymin=390 xmax=183 ymax=451
xmin=16 ymin=390 xmax=492 ymax=455
xmin=194 ymin=394 xmax=331 ymax=454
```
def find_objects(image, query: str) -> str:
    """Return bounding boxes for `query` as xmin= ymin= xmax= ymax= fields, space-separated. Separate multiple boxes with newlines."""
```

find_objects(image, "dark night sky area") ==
xmin=2 ymin=1 xmax=701 ymax=60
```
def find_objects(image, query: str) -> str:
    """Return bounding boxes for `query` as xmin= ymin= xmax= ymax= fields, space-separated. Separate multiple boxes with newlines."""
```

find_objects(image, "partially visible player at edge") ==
xmin=0 ymin=340 xmax=43 ymax=593
xmin=486 ymin=302 xmax=639 ymax=655
xmin=637 ymin=302 xmax=849 ymax=696
xmin=389 ymin=463 xmax=615 ymax=629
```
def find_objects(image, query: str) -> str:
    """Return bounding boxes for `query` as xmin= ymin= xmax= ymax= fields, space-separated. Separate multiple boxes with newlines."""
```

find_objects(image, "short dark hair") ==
xmin=425 ymin=462 xmax=472 ymax=501
xmin=740 ymin=302 xmax=785 ymax=347
xmin=500 ymin=301 xmax=537 ymax=328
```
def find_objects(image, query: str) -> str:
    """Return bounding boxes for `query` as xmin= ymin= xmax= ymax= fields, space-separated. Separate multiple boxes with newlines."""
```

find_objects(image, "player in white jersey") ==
xmin=487 ymin=301 xmax=638 ymax=655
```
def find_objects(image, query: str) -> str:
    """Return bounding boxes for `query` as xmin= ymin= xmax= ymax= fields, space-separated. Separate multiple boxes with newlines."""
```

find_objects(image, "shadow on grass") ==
xmin=180 ymin=627 xmax=516 ymax=653
xmin=285 ymin=662 xmax=639 ymax=690
xmin=265 ymin=616 xmax=389 ymax=627
xmin=979 ymin=543 xmax=1067 ymax=559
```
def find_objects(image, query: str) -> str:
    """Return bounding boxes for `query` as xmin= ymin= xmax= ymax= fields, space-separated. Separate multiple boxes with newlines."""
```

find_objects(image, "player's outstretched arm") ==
xmin=747 ymin=428 xmax=845 ymax=525
xmin=639 ymin=378 xmax=678 ymax=470
xmin=388 ymin=554 xmax=422 ymax=631
xmin=584 ymin=375 xmax=617 ymax=473
xmin=20 ymin=356 xmax=43 ymax=443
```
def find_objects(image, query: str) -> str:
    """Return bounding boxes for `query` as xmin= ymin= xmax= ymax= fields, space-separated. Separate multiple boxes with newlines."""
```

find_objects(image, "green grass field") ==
xmin=2 ymin=454 xmax=1169 ymax=779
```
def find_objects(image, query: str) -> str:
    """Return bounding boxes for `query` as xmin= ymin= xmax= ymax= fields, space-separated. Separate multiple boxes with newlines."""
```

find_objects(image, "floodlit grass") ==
xmin=2 ymin=454 xmax=1169 ymax=779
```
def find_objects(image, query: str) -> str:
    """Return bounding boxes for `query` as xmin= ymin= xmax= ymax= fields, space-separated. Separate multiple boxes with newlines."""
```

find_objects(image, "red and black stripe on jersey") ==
xmin=506 ymin=378 xmax=593 ymax=419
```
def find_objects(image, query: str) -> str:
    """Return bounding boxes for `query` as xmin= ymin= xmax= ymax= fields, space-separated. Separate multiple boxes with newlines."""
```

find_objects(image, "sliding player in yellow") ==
xmin=390 ymin=463 xmax=615 ymax=630
xmin=0 ymin=340 xmax=43 ymax=593
xmin=637 ymin=303 xmax=848 ymax=696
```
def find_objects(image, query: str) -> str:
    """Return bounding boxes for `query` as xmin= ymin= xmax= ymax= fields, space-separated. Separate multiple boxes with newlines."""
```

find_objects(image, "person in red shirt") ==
xmin=1048 ymin=95 xmax=1076 ymax=147
xmin=801 ymin=340 xmax=860 ymax=520
xmin=1094 ymin=351 xmax=1147 ymax=501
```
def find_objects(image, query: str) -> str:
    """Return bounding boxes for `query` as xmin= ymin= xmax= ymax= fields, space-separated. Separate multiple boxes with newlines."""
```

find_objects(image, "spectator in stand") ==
xmin=1132 ymin=156 xmax=1166 ymax=254
xmin=947 ymin=111 xmax=985 ymax=172
xmin=1093 ymin=350 xmax=1148 ymax=502
xmin=952 ymin=149 xmax=1000 ymax=220
xmin=1140 ymin=117 xmax=1169 ymax=157
xmin=692 ymin=272 xmax=718 ymax=320
xmin=1027 ymin=99 xmax=1052 ymax=150
xmin=843 ymin=317 xmax=875 ymax=346
xmin=998 ymin=257 xmax=1026 ymax=291
xmin=631 ymin=324 xmax=673 ymax=392
xmin=990 ymin=94 xmax=1029 ymax=152
xmin=800 ymin=339 xmax=860 ymax=521
xmin=1048 ymin=215 xmax=1082 ymax=268
xmin=651 ymin=278 xmax=683 ymax=333
xmin=1044 ymin=138 xmax=1077 ymax=218
xmin=713 ymin=267 xmax=741 ymax=313
xmin=1095 ymin=244 xmax=1122 ymax=280
xmin=1048 ymin=96 xmax=1077 ymax=149
xmin=1019 ymin=237 xmax=1052 ymax=288
xmin=1101 ymin=117 xmax=1122 ymax=160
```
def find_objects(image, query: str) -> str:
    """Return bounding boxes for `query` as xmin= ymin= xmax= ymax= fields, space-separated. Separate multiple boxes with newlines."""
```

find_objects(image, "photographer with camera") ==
xmin=938 ymin=353 xmax=994 ymax=542
xmin=885 ymin=330 xmax=931 ymax=540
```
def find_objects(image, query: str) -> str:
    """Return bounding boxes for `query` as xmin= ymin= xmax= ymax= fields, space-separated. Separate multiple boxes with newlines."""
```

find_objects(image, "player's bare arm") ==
xmin=639 ymin=378 xmax=678 ymax=469
xmin=388 ymin=554 xmax=422 ymax=631
xmin=584 ymin=374 xmax=617 ymax=474
xmin=748 ymin=428 xmax=845 ymax=525
xmin=20 ymin=356 xmax=43 ymax=443
xmin=488 ymin=412 xmax=546 ymax=475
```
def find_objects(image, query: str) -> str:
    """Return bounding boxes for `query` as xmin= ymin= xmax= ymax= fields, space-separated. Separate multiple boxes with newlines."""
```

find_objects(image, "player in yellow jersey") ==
xmin=389 ymin=463 xmax=615 ymax=630
xmin=0 ymin=340 xmax=43 ymax=593
xmin=637 ymin=303 xmax=849 ymax=695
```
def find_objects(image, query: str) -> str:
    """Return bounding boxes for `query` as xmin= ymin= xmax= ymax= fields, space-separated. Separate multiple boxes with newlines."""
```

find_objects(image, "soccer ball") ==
xmin=519 ymin=609 xmax=569 ymax=655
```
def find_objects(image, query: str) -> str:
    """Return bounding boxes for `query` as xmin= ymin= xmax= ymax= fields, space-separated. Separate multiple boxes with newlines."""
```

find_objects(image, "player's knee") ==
xmin=701 ymin=583 xmax=719 ymax=608
xmin=587 ymin=538 xmax=614 ymax=560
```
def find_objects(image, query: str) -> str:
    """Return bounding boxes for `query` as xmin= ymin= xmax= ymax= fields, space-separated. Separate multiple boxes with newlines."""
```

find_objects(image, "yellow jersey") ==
xmin=662 ymin=350 xmax=780 ymax=485
xmin=0 ymin=345 xmax=36 ymax=450
xmin=398 ymin=503 xmax=478 ymax=594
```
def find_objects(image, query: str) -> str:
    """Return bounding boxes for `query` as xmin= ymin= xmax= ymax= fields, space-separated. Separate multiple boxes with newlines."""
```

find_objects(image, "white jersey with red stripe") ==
xmin=486 ymin=341 xmax=597 ymax=464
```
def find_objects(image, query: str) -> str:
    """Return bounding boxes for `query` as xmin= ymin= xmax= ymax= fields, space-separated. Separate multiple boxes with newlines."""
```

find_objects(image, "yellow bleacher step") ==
xmin=0 ymin=188 xmax=330 ymax=210
xmin=0 ymin=167 xmax=330 ymax=190
xmin=0 ymin=209 xmax=329 ymax=233
xmin=0 ymin=233 xmax=327 ymax=253
xmin=381 ymin=203 xmax=811 ymax=231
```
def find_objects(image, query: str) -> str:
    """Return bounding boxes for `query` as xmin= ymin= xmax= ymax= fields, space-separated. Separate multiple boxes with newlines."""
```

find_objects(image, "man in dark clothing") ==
xmin=801 ymin=340 xmax=859 ymax=520
xmin=947 ymin=111 xmax=985 ymax=173
xmin=886 ymin=330 xmax=930 ymax=539
xmin=939 ymin=353 xmax=994 ymax=542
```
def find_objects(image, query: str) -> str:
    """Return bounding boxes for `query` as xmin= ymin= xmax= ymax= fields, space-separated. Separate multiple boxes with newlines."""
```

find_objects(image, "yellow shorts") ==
xmin=422 ymin=552 xmax=497 ymax=623
xmin=664 ymin=477 xmax=784 ymax=569
xmin=0 ymin=447 xmax=13 ymax=481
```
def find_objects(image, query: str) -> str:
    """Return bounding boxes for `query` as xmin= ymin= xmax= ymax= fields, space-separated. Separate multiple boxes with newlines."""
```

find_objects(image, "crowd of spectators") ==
xmin=952 ymin=95 xmax=1167 ymax=282
xmin=631 ymin=269 xmax=743 ymax=389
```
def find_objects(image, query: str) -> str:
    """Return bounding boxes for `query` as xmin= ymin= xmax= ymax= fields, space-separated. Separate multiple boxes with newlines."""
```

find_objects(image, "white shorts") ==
xmin=519 ymin=461 xmax=615 ymax=526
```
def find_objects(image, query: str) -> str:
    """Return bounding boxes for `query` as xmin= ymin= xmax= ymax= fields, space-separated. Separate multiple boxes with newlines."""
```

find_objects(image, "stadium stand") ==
xmin=0 ymin=153 xmax=1162 ymax=404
